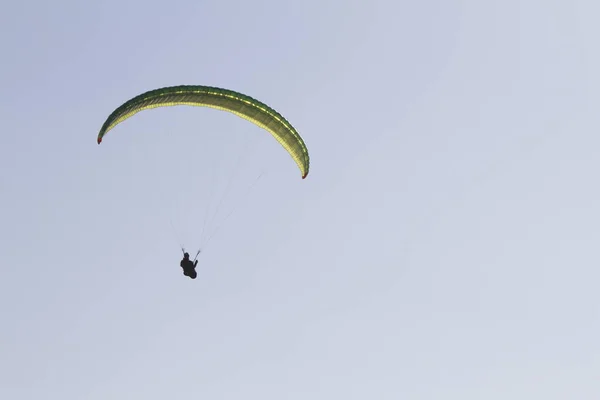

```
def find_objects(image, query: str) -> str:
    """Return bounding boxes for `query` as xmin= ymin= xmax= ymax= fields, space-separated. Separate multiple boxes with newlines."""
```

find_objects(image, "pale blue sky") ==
xmin=2 ymin=0 xmax=599 ymax=398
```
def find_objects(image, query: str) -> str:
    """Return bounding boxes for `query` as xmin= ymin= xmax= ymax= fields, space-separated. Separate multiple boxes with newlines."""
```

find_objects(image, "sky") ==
xmin=1 ymin=0 xmax=599 ymax=398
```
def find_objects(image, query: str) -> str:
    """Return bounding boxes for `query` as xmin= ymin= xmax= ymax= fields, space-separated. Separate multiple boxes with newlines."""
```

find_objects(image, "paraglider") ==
xmin=97 ymin=84 xmax=310 ymax=279
xmin=180 ymin=252 xmax=198 ymax=279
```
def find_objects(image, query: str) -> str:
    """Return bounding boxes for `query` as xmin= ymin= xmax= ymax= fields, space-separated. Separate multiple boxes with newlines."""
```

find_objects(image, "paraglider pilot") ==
xmin=180 ymin=252 xmax=198 ymax=279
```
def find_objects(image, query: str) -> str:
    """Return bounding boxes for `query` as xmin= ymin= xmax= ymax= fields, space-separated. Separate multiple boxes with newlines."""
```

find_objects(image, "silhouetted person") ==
xmin=180 ymin=252 xmax=198 ymax=279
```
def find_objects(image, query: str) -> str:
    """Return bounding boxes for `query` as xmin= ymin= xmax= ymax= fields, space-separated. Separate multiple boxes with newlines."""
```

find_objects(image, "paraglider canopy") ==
xmin=97 ymin=85 xmax=310 ymax=179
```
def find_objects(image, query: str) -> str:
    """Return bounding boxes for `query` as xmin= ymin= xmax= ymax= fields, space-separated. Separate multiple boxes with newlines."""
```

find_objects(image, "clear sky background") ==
xmin=1 ymin=0 xmax=599 ymax=398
